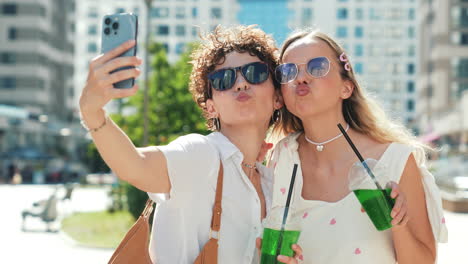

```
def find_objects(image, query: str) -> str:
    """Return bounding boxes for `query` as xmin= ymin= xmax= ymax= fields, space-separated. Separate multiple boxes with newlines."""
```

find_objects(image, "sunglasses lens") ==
xmin=242 ymin=62 xmax=269 ymax=84
xmin=275 ymin=63 xmax=297 ymax=84
xmin=209 ymin=69 xmax=236 ymax=91
xmin=307 ymin=57 xmax=330 ymax=78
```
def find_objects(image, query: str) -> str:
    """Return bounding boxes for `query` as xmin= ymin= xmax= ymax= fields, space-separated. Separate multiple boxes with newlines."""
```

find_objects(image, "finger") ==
xmin=277 ymin=255 xmax=297 ymax=264
xmin=97 ymin=56 xmax=142 ymax=75
xmin=92 ymin=40 xmax=136 ymax=67
xmin=292 ymin=244 xmax=303 ymax=256
xmin=110 ymin=84 xmax=139 ymax=99
xmin=256 ymin=237 xmax=262 ymax=250
xmin=391 ymin=203 xmax=407 ymax=225
xmin=391 ymin=195 xmax=404 ymax=218
xmin=389 ymin=181 xmax=399 ymax=198
xmin=400 ymin=213 xmax=410 ymax=226
xmin=105 ymin=68 xmax=141 ymax=86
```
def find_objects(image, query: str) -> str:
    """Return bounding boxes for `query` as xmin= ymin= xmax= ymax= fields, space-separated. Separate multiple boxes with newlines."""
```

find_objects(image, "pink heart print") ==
xmin=361 ymin=207 xmax=366 ymax=213
xmin=302 ymin=212 xmax=309 ymax=219
xmin=442 ymin=217 xmax=446 ymax=224
xmin=280 ymin=188 xmax=286 ymax=195
xmin=330 ymin=218 xmax=336 ymax=225
xmin=354 ymin=248 xmax=361 ymax=255
xmin=283 ymin=141 xmax=288 ymax=148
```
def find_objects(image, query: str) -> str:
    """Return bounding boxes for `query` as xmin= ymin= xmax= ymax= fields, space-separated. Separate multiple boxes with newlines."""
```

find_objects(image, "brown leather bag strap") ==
xmin=210 ymin=161 xmax=224 ymax=235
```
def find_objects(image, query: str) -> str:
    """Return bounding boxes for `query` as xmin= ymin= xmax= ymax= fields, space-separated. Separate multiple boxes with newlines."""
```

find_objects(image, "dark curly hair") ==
xmin=189 ymin=25 xmax=280 ymax=131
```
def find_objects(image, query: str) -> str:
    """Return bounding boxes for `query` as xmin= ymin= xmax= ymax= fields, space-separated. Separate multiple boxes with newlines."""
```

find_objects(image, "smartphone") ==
xmin=101 ymin=13 xmax=138 ymax=89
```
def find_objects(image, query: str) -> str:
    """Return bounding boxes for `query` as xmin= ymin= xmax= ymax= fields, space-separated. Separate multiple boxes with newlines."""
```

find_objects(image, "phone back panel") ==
xmin=101 ymin=13 xmax=138 ymax=89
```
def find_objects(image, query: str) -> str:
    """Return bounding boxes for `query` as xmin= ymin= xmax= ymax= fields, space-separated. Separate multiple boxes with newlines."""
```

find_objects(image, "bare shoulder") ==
xmin=357 ymin=134 xmax=392 ymax=160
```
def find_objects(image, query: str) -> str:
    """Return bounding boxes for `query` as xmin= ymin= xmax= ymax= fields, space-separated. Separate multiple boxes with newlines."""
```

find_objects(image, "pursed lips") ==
xmin=236 ymin=91 xmax=252 ymax=102
xmin=295 ymin=84 xmax=310 ymax=96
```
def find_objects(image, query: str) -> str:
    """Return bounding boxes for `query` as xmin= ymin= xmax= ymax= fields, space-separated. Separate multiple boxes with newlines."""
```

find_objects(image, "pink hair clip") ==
xmin=339 ymin=52 xmax=351 ymax=72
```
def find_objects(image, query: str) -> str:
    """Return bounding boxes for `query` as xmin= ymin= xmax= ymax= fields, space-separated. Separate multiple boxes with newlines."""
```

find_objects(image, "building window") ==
xmin=88 ymin=25 xmax=97 ymax=35
xmin=355 ymin=26 xmax=363 ymax=38
xmin=408 ymin=45 xmax=415 ymax=56
xmin=408 ymin=27 xmax=415 ymax=38
xmin=407 ymin=100 xmax=414 ymax=112
xmin=337 ymin=8 xmax=348 ymax=19
xmin=176 ymin=25 xmax=186 ymax=36
xmin=407 ymin=81 xmax=415 ymax=93
xmin=176 ymin=7 xmax=185 ymax=18
xmin=192 ymin=7 xmax=197 ymax=18
xmin=176 ymin=43 xmax=185 ymax=54
xmin=115 ymin=8 xmax=125 ymax=13
xmin=0 ymin=77 xmax=16 ymax=89
xmin=407 ymin=63 xmax=415 ymax=74
xmin=461 ymin=7 xmax=468 ymax=27
xmin=354 ymin=62 xmax=363 ymax=74
xmin=8 ymin=28 xmax=17 ymax=40
xmin=462 ymin=33 xmax=468 ymax=45
xmin=2 ymin=4 xmax=17 ymax=15
xmin=355 ymin=44 xmax=363 ymax=56
xmin=192 ymin=26 xmax=198 ymax=37
xmin=211 ymin=8 xmax=221 ymax=19
xmin=408 ymin=8 xmax=415 ymax=20
xmin=369 ymin=8 xmax=380 ymax=20
xmin=157 ymin=25 xmax=170 ymax=36
xmin=0 ymin=53 xmax=16 ymax=64
xmin=336 ymin=26 xmax=347 ymax=38
xmin=88 ymin=42 xmax=97 ymax=53
xmin=456 ymin=59 xmax=468 ymax=78
xmin=88 ymin=7 xmax=98 ymax=18
xmin=356 ymin=8 xmax=363 ymax=20
xmin=151 ymin=7 xmax=169 ymax=18
xmin=162 ymin=43 xmax=169 ymax=53
xmin=302 ymin=8 xmax=313 ymax=25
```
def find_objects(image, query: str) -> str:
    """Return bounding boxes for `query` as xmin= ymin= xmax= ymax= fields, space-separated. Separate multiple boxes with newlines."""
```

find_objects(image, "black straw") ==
xmin=337 ymin=123 xmax=395 ymax=207
xmin=275 ymin=164 xmax=298 ymax=257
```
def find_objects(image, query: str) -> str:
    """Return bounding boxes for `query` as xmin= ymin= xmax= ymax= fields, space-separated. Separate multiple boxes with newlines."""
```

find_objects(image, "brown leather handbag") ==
xmin=108 ymin=162 xmax=224 ymax=264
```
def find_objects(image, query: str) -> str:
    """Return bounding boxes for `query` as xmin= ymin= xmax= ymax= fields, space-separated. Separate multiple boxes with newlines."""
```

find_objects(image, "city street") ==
xmin=0 ymin=185 xmax=113 ymax=264
xmin=1 ymin=184 xmax=467 ymax=263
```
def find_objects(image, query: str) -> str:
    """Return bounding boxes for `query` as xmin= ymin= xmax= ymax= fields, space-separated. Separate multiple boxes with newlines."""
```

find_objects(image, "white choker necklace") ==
xmin=304 ymin=123 xmax=350 ymax=152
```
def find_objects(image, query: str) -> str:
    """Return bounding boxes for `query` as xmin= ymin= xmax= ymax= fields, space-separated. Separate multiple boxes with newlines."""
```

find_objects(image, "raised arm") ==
xmin=393 ymin=154 xmax=436 ymax=263
xmin=79 ymin=40 xmax=170 ymax=193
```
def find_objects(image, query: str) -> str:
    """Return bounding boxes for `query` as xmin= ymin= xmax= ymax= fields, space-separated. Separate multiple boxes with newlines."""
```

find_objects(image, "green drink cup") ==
xmin=260 ymin=206 xmax=302 ymax=264
xmin=349 ymin=159 xmax=395 ymax=231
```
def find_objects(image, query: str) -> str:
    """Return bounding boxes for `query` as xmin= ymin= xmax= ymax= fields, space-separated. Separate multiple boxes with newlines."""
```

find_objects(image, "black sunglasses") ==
xmin=275 ymin=57 xmax=331 ymax=84
xmin=208 ymin=61 xmax=270 ymax=91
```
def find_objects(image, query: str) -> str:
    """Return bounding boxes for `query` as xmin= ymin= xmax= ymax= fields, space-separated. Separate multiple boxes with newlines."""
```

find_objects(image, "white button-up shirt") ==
xmin=148 ymin=132 xmax=273 ymax=264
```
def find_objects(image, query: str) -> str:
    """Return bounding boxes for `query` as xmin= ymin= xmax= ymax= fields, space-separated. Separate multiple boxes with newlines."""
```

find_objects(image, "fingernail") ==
xmin=391 ymin=211 xmax=395 ymax=217
xmin=277 ymin=255 xmax=287 ymax=262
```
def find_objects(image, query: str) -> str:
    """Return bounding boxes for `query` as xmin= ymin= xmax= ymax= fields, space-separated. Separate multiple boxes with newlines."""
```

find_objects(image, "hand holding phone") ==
xmin=101 ymin=13 xmax=138 ymax=89
xmin=79 ymin=14 xmax=141 ymax=119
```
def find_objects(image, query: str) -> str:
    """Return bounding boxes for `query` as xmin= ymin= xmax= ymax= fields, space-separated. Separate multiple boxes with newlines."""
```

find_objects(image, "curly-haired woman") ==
xmin=79 ymin=25 xmax=302 ymax=263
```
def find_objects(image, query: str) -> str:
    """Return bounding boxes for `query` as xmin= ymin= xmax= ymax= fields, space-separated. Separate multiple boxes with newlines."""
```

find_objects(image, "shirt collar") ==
xmin=206 ymin=132 xmax=243 ymax=162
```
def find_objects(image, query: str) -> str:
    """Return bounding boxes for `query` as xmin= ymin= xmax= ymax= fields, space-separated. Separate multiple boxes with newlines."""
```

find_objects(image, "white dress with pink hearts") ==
xmin=269 ymin=133 xmax=448 ymax=264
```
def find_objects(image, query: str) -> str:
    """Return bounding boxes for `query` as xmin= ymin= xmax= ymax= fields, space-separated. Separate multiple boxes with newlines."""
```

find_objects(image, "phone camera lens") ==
xmin=104 ymin=27 xmax=110 ymax=35
xmin=104 ymin=18 xmax=111 ymax=25
xmin=112 ymin=22 xmax=119 ymax=30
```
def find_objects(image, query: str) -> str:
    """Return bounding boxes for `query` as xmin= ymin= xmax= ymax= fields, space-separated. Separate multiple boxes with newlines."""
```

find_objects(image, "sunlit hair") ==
xmin=273 ymin=29 xmax=430 ymax=154
xmin=189 ymin=25 xmax=280 ymax=131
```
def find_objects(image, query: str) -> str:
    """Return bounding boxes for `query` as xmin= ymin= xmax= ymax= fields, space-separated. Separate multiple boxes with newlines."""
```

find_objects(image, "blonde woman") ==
xmin=268 ymin=30 xmax=448 ymax=264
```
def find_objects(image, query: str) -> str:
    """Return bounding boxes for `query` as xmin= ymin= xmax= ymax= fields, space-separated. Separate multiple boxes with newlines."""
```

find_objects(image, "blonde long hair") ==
xmin=273 ymin=29 xmax=429 ymax=153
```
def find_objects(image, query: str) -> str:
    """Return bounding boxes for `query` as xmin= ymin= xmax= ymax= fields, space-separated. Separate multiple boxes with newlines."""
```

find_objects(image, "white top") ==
xmin=147 ymin=132 xmax=274 ymax=264
xmin=269 ymin=133 xmax=448 ymax=264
